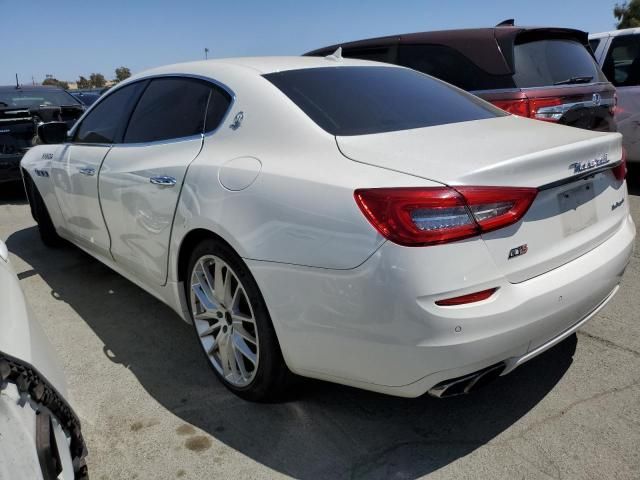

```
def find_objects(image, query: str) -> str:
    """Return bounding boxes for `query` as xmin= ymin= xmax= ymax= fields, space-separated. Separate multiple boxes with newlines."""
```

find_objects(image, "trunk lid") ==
xmin=337 ymin=115 xmax=628 ymax=282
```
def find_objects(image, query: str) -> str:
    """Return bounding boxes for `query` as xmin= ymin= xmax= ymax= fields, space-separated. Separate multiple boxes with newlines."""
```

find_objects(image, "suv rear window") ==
xmin=513 ymin=39 xmax=605 ymax=88
xmin=397 ymin=44 xmax=514 ymax=91
xmin=264 ymin=66 xmax=504 ymax=136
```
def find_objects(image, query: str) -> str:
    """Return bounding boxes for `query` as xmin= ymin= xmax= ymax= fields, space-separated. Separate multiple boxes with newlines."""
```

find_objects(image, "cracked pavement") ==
xmin=0 ymin=177 xmax=638 ymax=480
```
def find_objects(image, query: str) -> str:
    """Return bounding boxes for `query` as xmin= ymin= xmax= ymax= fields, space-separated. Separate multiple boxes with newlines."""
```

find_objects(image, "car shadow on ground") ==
xmin=6 ymin=225 xmax=577 ymax=479
xmin=0 ymin=182 xmax=27 ymax=206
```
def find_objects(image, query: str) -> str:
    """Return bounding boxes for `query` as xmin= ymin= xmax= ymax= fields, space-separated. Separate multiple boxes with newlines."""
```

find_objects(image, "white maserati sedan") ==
xmin=21 ymin=56 xmax=635 ymax=401
xmin=0 ymin=240 xmax=87 ymax=478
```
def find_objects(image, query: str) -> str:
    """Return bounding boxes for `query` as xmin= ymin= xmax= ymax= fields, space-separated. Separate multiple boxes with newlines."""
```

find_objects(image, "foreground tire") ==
xmin=24 ymin=176 xmax=63 ymax=247
xmin=186 ymin=239 xmax=290 ymax=402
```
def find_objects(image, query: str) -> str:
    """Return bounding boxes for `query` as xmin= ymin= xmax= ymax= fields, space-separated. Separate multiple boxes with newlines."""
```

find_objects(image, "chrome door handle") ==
xmin=149 ymin=175 xmax=177 ymax=187
xmin=78 ymin=167 xmax=96 ymax=176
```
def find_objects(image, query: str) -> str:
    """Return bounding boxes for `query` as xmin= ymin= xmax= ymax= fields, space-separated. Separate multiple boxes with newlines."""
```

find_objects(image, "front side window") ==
xmin=513 ymin=39 xmax=606 ymax=88
xmin=74 ymin=82 xmax=146 ymax=144
xmin=602 ymin=34 xmax=640 ymax=86
xmin=265 ymin=66 xmax=504 ymax=136
xmin=589 ymin=39 xmax=601 ymax=55
xmin=124 ymin=78 xmax=211 ymax=143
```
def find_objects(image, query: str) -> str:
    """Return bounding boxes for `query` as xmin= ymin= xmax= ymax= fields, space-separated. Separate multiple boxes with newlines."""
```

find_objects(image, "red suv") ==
xmin=306 ymin=24 xmax=616 ymax=132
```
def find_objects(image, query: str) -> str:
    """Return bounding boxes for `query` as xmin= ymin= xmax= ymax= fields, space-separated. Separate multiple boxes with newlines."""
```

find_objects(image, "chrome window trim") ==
xmin=68 ymin=73 xmax=236 ymax=147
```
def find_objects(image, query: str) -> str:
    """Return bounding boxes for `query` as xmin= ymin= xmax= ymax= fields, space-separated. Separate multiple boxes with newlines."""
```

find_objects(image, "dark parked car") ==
xmin=69 ymin=90 xmax=101 ymax=106
xmin=306 ymin=23 xmax=616 ymax=132
xmin=0 ymin=85 xmax=84 ymax=183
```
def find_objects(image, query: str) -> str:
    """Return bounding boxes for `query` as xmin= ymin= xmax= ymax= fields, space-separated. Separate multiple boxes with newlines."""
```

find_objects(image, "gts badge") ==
xmin=34 ymin=169 xmax=49 ymax=178
xmin=508 ymin=244 xmax=528 ymax=260
xmin=41 ymin=153 xmax=54 ymax=160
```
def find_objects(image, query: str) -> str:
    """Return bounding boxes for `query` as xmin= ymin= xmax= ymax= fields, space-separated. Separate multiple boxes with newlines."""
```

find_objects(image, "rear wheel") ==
xmin=24 ymin=176 xmax=63 ymax=247
xmin=185 ymin=239 xmax=290 ymax=402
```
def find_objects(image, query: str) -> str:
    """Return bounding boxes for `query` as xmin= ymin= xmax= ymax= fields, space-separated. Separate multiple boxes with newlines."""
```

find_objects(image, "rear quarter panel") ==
xmin=168 ymin=75 xmax=441 ymax=278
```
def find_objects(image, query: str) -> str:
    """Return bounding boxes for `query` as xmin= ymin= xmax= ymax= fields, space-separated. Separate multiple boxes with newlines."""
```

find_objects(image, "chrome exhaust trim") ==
xmin=428 ymin=363 xmax=505 ymax=398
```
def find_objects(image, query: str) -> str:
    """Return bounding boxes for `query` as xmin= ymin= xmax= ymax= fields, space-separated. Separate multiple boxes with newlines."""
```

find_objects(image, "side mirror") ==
xmin=37 ymin=122 xmax=68 ymax=144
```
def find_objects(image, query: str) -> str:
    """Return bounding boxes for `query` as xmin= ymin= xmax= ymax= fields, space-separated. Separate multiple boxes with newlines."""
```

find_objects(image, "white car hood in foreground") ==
xmin=337 ymin=115 xmax=622 ymax=188
xmin=0 ymin=241 xmax=68 ymax=397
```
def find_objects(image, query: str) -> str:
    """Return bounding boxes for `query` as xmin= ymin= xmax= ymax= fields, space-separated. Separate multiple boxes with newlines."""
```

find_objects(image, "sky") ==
xmin=1 ymin=0 xmax=623 ymax=86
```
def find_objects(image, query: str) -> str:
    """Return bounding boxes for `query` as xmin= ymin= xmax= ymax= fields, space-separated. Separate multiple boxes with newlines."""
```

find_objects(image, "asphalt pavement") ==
xmin=0 ymin=176 xmax=638 ymax=480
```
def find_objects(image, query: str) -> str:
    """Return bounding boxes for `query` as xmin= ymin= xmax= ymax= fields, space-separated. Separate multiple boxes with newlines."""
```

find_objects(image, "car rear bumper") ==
xmin=0 ymin=154 xmax=24 ymax=183
xmin=248 ymin=213 xmax=635 ymax=398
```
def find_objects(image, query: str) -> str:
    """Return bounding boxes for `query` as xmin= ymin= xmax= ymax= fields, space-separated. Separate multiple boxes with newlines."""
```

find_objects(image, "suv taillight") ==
xmin=354 ymin=186 xmax=538 ymax=246
xmin=492 ymin=97 xmax=564 ymax=122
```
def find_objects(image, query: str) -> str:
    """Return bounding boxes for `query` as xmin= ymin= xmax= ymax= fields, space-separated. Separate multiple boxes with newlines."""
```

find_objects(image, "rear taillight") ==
xmin=529 ymin=97 xmax=563 ymax=122
xmin=354 ymin=186 xmax=538 ymax=246
xmin=613 ymin=148 xmax=627 ymax=181
xmin=492 ymin=99 xmax=530 ymax=117
xmin=491 ymin=97 xmax=564 ymax=122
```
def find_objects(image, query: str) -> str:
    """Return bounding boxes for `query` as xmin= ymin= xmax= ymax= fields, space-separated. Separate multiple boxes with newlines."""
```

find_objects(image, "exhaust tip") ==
xmin=428 ymin=363 xmax=505 ymax=398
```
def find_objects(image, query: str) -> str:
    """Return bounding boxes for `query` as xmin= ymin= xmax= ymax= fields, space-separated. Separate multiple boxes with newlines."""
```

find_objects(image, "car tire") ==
xmin=25 ymin=176 xmax=63 ymax=247
xmin=186 ymin=238 xmax=291 ymax=402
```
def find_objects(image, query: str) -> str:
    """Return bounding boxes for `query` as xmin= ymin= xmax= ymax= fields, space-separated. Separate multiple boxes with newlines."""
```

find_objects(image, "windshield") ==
xmin=513 ymin=39 xmax=606 ymax=88
xmin=264 ymin=66 xmax=505 ymax=136
xmin=0 ymin=89 xmax=82 ymax=109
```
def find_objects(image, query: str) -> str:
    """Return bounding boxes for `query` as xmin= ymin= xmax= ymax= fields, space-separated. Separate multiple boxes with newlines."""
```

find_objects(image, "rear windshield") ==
xmin=513 ymin=39 xmax=605 ymax=88
xmin=0 ymin=89 xmax=81 ymax=109
xmin=264 ymin=66 xmax=505 ymax=136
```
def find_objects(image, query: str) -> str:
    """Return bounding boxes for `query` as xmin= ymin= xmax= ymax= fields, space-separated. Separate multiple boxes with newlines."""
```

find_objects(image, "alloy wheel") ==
xmin=190 ymin=255 xmax=259 ymax=387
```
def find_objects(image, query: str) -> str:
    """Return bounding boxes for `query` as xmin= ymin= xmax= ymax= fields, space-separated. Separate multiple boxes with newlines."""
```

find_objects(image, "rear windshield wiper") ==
xmin=553 ymin=76 xmax=594 ymax=86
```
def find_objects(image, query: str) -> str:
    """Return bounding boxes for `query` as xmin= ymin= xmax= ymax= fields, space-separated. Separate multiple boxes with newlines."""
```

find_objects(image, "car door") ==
xmin=51 ymin=82 xmax=147 ymax=257
xmin=602 ymin=33 xmax=640 ymax=161
xmin=98 ymin=77 xmax=232 ymax=286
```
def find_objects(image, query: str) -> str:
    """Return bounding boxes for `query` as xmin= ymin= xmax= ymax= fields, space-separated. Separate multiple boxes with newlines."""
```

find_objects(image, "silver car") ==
xmin=591 ymin=28 xmax=640 ymax=163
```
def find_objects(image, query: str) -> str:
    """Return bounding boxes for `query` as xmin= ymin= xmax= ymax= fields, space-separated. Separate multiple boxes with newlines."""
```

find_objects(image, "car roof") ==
xmin=129 ymin=56 xmax=390 ymax=82
xmin=305 ymin=26 xmax=589 ymax=76
xmin=589 ymin=27 xmax=640 ymax=39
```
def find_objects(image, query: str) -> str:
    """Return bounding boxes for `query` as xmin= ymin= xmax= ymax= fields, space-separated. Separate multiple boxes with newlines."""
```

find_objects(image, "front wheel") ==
xmin=24 ymin=175 xmax=63 ymax=247
xmin=186 ymin=239 xmax=290 ymax=402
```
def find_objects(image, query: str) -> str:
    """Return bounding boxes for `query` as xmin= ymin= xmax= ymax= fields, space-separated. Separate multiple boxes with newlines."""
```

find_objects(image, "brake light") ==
xmin=491 ymin=97 xmax=564 ymax=122
xmin=529 ymin=97 xmax=563 ymax=122
xmin=435 ymin=288 xmax=498 ymax=306
xmin=354 ymin=186 xmax=538 ymax=246
xmin=492 ymin=99 xmax=530 ymax=117
xmin=613 ymin=148 xmax=627 ymax=181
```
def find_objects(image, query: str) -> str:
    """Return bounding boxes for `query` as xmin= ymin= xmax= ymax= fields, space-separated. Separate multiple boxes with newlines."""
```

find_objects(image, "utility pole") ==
xmin=204 ymin=47 xmax=209 ymax=60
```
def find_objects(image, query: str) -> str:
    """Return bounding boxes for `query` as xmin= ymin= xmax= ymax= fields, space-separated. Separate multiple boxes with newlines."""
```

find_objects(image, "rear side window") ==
xmin=602 ymin=34 xmax=640 ymax=86
xmin=124 ymin=78 xmax=211 ymax=143
xmin=513 ymin=39 xmax=605 ymax=88
xmin=205 ymin=86 xmax=232 ymax=132
xmin=343 ymin=46 xmax=394 ymax=63
xmin=265 ymin=66 xmax=505 ymax=136
xmin=397 ymin=44 xmax=514 ymax=91
xmin=74 ymin=82 xmax=146 ymax=144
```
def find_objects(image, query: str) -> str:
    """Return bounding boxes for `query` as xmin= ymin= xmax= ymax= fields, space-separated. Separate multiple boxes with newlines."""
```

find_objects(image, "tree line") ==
xmin=42 ymin=66 xmax=131 ymax=90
